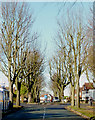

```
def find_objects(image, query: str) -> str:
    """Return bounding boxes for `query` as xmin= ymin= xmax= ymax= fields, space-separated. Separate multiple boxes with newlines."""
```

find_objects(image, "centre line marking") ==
xmin=43 ymin=107 xmax=46 ymax=120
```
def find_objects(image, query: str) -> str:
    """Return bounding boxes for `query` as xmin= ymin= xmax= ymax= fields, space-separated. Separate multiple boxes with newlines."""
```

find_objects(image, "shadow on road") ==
xmin=2 ymin=104 xmax=88 ymax=120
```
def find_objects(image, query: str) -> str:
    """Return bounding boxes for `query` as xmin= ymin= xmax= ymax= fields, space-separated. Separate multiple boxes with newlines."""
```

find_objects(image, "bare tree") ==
xmin=24 ymin=49 xmax=44 ymax=103
xmin=49 ymin=73 xmax=59 ymax=97
xmin=54 ymin=9 xmax=91 ymax=107
xmin=0 ymin=2 xmax=34 ymax=107
xmin=49 ymin=50 xmax=70 ymax=102
xmin=86 ymin=7 xmax=94 ymax=76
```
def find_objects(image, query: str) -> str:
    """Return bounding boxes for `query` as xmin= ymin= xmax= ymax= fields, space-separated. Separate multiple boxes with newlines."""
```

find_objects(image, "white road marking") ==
xmin=43 ymin=107 xmax=45 ymax=119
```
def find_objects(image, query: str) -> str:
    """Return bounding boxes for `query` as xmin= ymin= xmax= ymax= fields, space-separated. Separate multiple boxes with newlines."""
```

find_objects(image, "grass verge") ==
xmin=13 ymin=105 xmax=22 ymax=108
xmin=66 ymin=106 xmax=94 ymax=119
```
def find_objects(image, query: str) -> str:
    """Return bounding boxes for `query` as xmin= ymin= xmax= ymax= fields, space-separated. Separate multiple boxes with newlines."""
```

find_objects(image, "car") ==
xmin=23 ymin=97 xmax=28 ymax=102
xmin=53 ymin=97 xmax=60 ymax=102
xmin=63 ymin=99 xmax=67 ymax=102
xmin=40 ymin=97 xmax=45 ymax=103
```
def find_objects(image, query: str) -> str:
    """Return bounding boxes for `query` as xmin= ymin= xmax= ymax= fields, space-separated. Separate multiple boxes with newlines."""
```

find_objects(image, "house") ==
xmin=40 ymin=94 xmax=53 ymax=103
xmin=81 ymin=83 xmax=95 ymax=101
xmin=75 ymin=82 xmax=95 ymax=101
xmin=40 ymin=94 xmax=48 ymax=103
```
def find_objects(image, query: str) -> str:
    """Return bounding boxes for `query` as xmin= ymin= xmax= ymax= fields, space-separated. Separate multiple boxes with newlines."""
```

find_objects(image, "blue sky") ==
xmin=30 ymin=2 xmax=92 ymax=58
xmin=0 ymin=2 xmax=93 ymax=95
xmin=29 ymin=2 xmax=93 ymax=94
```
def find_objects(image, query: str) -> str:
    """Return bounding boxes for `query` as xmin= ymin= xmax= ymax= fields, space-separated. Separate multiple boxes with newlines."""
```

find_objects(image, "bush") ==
xmin=64 ymin=96 xmax=68 ymax=99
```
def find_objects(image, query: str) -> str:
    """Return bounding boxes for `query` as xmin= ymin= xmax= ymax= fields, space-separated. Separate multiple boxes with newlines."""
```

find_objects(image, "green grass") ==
xmin=13 ymin=105 xmax=22 ymax=108
xmin=68 ymin=106 xmax=94 ymax=118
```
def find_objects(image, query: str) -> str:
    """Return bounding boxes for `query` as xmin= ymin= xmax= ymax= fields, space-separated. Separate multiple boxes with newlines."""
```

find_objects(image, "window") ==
xmin=86 ymin=90 xmax=88 ymax=93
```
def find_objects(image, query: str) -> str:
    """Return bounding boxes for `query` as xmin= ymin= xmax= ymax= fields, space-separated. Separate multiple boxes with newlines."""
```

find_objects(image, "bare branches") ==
xmin=0 ymin=2 xmax=36 ymax=105
xmin=50 ymin=6 xmax=92 ymax=106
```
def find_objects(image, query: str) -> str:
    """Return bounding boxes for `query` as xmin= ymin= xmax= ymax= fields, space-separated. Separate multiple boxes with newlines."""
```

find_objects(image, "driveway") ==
xmin=2 ymin=103 xmax=88 ymax=120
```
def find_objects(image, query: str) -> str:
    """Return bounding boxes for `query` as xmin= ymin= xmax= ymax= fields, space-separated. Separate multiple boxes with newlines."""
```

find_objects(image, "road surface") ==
xmin=2 ymin=103 xmax=87 ymax=120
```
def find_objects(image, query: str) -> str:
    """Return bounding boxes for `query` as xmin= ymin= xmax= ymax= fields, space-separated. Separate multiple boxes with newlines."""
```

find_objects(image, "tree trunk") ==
xmin=76 ymin=78 xmax=80 ymax=108
xmin=33 ymin=85 xmax=37 ymax=102
xmin=16 ymin=81 xmax=21 ymax=106
xmin=61 ymin=86 xmax=64 ymax=103
xmin=28 ymin=92 xmax=31 ymax=103
xmin=54 ymin=91 xmax=57 ymax=97
xmin=8 ymin=53 xmax=13 ymax=109
xmin=71 ymin=86 xmax=75 ymax=106
xmin=74 ymin=53 xmax=80 ymax=108
xmin=21 ymin=95 xmax=24 ymax=103
xmin=59 ymin=89 xmax=61 ymax=101
xmin=16 ymin=89 xmax=20 ymax=106
xmin=9 ymin=82 xmax=13 ymax=109
xmin=31 ymin=89 xmax=34 ymax=103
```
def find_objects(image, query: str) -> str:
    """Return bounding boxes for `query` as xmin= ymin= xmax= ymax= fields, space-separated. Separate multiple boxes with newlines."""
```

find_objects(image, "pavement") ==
xmin=65 ymin=103 xmax=95 ymax=120
xmin=2 ymin=103 xmax=88 ymax=120
xmin=80 ymin=103 xmax=95 ymax=119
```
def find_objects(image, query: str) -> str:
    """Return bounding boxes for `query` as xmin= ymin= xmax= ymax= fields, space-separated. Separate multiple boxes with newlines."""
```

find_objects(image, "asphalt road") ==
xmin=2 ymin=103 xmax=88 ymax=120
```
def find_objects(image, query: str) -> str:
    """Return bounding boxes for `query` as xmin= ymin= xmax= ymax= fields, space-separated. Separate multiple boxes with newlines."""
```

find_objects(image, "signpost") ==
xmin=44 ymin=95 xmax=47 ymax=103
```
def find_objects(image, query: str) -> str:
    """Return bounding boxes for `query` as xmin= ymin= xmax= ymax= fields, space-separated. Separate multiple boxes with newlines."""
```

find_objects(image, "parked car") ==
xmin=53 ymin=97 xmax=59 ymax=102
xmin=40 ymin=96 xmax=45 ymax=103
xmin=63 ymin=99 xmax=67 ymax=102
xmin=23 ymin=97 xmax=28 ymax=102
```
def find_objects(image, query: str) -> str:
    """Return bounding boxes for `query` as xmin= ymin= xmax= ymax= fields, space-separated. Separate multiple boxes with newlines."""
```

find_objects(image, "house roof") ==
xmin=40 ymin=94 xmax=48 ymax=97
xmin=82 ymin=82 xmax=94 ymax=90
xmin=75 ymin=82 xmax=95 ymax=94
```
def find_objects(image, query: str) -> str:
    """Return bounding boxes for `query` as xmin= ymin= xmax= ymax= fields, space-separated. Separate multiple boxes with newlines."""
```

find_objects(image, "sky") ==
xmin=0 ymin=1 xmax=93 ymax=96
